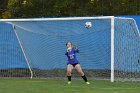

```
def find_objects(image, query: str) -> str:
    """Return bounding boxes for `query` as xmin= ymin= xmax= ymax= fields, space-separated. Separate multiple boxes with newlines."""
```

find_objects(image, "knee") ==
xmin=77 ymin=71 xmax=84 ymax=76
xmin=67 ymin=70 xmax=72 ymax=76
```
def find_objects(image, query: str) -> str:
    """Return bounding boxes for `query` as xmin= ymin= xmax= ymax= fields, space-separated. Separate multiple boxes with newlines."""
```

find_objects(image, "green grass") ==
xmin=0 ymin=79 xmax=140 ymax=93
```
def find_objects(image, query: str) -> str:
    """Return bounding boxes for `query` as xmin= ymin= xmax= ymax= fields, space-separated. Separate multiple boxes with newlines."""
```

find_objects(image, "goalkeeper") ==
xmin=65 ymin=41 xmax=90 ymax=84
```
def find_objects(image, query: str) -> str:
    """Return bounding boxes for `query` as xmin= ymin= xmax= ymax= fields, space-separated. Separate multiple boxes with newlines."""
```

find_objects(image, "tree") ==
xmin=0 ymin=0 xmax=8 ymax=18
xmin=1 ymin=0 xmax=140 ymax=18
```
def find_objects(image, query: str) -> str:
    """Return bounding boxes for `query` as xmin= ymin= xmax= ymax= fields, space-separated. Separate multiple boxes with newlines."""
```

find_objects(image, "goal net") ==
xmin=0 ymin=16 xmax=139 ymax=82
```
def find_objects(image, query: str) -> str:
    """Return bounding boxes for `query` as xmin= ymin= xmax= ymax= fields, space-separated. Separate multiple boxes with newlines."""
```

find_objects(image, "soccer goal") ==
xmin=0 ymin=16 xmax=140 ymax=82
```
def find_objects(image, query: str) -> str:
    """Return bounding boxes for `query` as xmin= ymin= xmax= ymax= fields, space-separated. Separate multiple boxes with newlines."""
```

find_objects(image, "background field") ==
xmin=0 ymin=79 xmax=140 ymax=93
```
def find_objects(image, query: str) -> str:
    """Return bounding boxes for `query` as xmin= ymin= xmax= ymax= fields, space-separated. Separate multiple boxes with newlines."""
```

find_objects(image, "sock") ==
xmin=67 ymin=76 xmax=71 ymax=81
xmin=81 ymin=75 xmax=88 ymax=82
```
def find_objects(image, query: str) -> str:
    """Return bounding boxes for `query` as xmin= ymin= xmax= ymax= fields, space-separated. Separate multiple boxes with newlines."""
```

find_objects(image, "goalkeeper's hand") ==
xmin=73 ymin=45 xmax=78 ymax=50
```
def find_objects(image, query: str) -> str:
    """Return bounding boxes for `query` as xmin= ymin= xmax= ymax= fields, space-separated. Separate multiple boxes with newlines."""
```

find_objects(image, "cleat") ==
xmin=86 ymin=82 xmax=90 ymax=84
xmin=68 ymin=81 xmax=71 ymax=84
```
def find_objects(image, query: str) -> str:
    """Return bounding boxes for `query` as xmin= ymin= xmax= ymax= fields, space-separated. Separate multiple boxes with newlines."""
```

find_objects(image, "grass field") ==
xmin=0 ymin=79 xmax=140 ymax=93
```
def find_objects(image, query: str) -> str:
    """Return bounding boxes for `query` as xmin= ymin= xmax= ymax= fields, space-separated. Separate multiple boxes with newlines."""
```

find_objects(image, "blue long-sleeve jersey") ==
xmin=65 ymin=47 xmax=79 ymax=64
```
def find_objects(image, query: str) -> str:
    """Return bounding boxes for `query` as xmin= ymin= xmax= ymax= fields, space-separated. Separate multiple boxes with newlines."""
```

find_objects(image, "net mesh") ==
xmin=0 ymin=22 xmax=31 ymax=78
xmin=12 ymin=19 xmax=111 ymax=79
xmin=114 ymin=18 xmax=140 ymax=81
xmin=0 ymin=17 xmax=140 ymax=81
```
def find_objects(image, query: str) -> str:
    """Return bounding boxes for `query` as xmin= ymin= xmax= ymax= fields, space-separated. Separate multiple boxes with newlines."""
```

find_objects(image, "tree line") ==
xmin=0 ymin=0 xmax=140 ymax=18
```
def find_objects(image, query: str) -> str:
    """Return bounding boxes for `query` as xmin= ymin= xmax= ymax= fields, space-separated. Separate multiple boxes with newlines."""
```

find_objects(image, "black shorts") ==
xmin=68 ymin=63 xmax=79 ymax=67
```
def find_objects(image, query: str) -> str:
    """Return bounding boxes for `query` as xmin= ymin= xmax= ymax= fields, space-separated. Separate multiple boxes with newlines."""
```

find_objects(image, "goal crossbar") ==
xmin=0 ymin=16 xmax=115 ymax=22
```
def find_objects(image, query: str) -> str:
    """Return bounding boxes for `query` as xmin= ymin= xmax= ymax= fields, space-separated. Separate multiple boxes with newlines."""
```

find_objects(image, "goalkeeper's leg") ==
xmin=75 ymin=64 xmax=90 ymax=84
xmin=67 ymin=64 xmax=73 ymax=84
